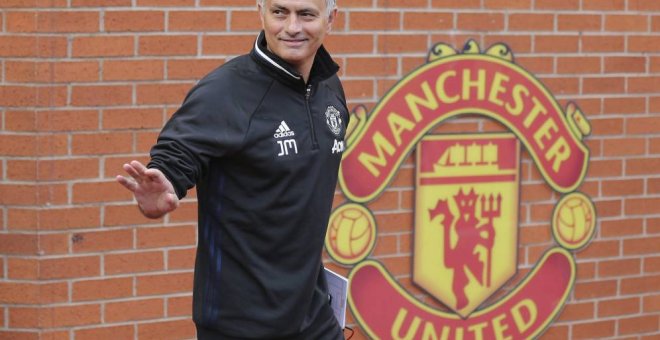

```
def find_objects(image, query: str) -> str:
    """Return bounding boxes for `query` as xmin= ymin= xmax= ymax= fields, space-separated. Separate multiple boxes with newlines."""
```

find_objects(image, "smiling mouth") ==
xmin=280 ymin=38 xmax=307 ymax=46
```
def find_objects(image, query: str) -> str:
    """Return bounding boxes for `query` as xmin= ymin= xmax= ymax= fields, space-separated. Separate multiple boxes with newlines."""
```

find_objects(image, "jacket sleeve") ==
xmin=147 ymin=74 xmax=249 ymax=199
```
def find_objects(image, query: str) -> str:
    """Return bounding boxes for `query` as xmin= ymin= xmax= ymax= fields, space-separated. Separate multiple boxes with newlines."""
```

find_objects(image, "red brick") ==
xmin=6 ymin=61 xmax=100 ymax=83
xmin=599 ymin=258 xmax=641 ymax=278
xmin=72 ymin=132 xmax=134 ymax=155
xmin=0 ymin=233 xmax=38 ymax=255
xmin=377 ymin=34 xmax=427 ymax=53
xmin=602 ymin=179 xmax=644 ymax=196
xmin=138 ymin=0 xmax=194 ymax=5
xmin=583 ymin=77 xmax=625 ymax=94
xmin=621 ymin=275 xmax=660 ymax=295
xmin=624 ymin=192 xmax=658 ymax=214
xmin=105 ymin=298 xmax=164 ymax=322
xmin=202 ymin=35 xmax=254 ymax=55
xmin=39 ymin=233 xmax=70 ymax=255
xmin=7 ymin=258 xmax=39 ymax=280
xmin=644 ymin=256 xmax=660 ymax=273
xmin=629 ymin=76 xmax=660 ymax=93
xmin=5 ymin=109 xmax=99 ymax=132
xmin=72 ymin=228 xmax=133 ymax=253
xmin=590 ymin=117 xmax=624 ymax=136
xmin=623 ymin=235 xmax=660 ymax=255
xmin=0 ymin=282 xmax=40 ymax=304
xmin=537 ymin=76 xmax=579 ymax=95
xmin=583 ymin=0 xmax=625 ymax=10
xmin=598 ymin=297 xmax=640 ymax=317
xmin=73 ymin=277 xmax=133 ymax=301
xmin=168 ymin=247 xmax=196 ymax=270
xmin=6 ymin=11 xmax=99 ymax=33
xmin=0 ymin=35 xmax=67 ymax=57
xmin=351 ymin=12 xmax=400 ymax=30
xmin=8 ymin=206 xmax=99 ymax=231
xmin=600 ymin=218 xmax=643 ymax=238
xmin=643 ymin=294 xmax=660 ymax=312
xmin=629 ymin=35 xmax=660 ymax=53
xmin=0 ymin=184 xmax=41 ymax=205
xmin=618 ymin=315 xmax=658 ymax=335
xmin=137 ymin=225 xmax=196 ymax=249
xmin=137 ymin=319 xmax=196 ymax=340
xmin=516 ymin=56 xmax=553 ymax=74
xmin=431 ymin=0 xmax=479 ymax=8
xmin=40 ymin=304 xmax=101 ymax=328
xmin=588 ymin=159 xmax=622 ymax=177
xmin=509 ymin=13 xmax=554 ymax=31
xmin=75 ymin=325 xmax=135 ymax=340
xmin=629 ymin=0 xmax=660 ymax=11
xmin=582 ymin=35 xmax=625 ymax=53
xmin=72 ymin=36 xmax=135 ymax=57
xmin=104 ymin=10 xmax=164 ymax=32
xmin=0 ymin=0 xmax=67 ymax=7
xmin=137 ymin=83 xmax=192 ymax=105
xmin=40 ymin=256 xmax=100 ymax=279
xmin=324 ymin=34 xmax=374 ymax=54
xmin=603 ymin=97 xmax=647 ymax=114
xmin=167 ymin=58 xmax=224 ymax=80
xmin=139 ymin=35 xmax=197 ymax=56
xmin=105 ymin=251 xmax=164 ymax=275
xmin=168 ymin=10 xmax=227 ymax=31
xmin=558 ymin=14 xmax=601 ymax=31
xmin=0 ymin=85 xmax=67 ymax=107
xmin=137 ymin=272 xmax=193 ymax=295
xmin=229 ymin=10 xmax=260 ymax=31
xmin=9 ymin=307 xmax=39 ymax=328
xmin=102 ymin=108 xmax=164 ymax=130
xmin=103 ymin=204 xmax=163 ymax=226
xmin=72 ymin=85 xmax=133 ymax=106
xmin=403 ymin=12 xmax=453 ymax=31
xmin=346 ymin=57 xmax=398 ymax=76
xmin=573 ymin=280 xmax=618 ymax=299
xmin=603 ymin=138 xmax=646 ymax=156
xmin=457 ymin=13 xmax=504 ymax=31
xmin=627 ymin=116 xmax=660 ymax=134
xmin=137 ymin=131 xmax=161 ymax=152
xmin=103 ymin=59 xmax=164 ymax=81
xmin=606 ymin=14 xmax=649 ymax=32
xmin=167 ymin=295 xmax=192 ymax=317
xmin=556 ymin=302 xmax=594 ymax=322
xmin=572 ymin=320 xmax=615 ymax=339
xmin=557 ymin=57 xmax=601 ymax=74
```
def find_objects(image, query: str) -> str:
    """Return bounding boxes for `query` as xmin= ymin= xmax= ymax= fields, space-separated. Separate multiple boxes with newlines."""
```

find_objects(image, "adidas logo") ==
xmin=274 ymin=121 xmax=295 ymax=138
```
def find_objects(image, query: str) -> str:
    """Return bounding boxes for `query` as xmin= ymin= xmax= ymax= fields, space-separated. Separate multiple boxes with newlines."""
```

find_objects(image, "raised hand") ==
xmin=116 ymin=160 xmax=179 ymax=219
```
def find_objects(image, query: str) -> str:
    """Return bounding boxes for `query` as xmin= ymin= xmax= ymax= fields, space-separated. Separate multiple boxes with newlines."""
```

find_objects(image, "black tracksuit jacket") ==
xmin=147 ymin=31 xmax=349 ymax=339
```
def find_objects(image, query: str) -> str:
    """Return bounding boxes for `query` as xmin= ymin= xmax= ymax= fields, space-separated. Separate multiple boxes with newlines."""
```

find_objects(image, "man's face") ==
xmin=259 ymin=0 xmax=336 ymax=74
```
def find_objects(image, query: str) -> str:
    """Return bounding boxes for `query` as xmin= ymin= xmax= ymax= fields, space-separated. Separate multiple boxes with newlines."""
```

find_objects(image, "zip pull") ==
xmin=304 ymin=84 xmax=318 ymax=149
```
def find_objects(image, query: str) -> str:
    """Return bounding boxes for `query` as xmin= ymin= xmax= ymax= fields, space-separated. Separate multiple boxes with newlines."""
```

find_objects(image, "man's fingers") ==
xmin=123 ymin=163 xmax=141 ymax=181
xmin=116 ymin=175 xmax=138 ymax=192
xmin=130 ymin=160 xmax=149 ymax=176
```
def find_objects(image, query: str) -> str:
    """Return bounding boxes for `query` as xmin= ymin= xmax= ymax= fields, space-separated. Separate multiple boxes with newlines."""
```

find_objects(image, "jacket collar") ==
xmin=250 ymin=31 xmax=339 ymax=89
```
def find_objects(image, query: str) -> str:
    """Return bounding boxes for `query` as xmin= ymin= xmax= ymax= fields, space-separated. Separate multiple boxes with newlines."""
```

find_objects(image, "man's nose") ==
xmin=285 ymin=14 xmax=302 ymax=34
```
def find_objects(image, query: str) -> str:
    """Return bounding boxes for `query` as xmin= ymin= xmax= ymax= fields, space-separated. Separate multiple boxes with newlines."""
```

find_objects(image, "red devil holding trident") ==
xmin=430 ymin=187 xmax=501 ymax=311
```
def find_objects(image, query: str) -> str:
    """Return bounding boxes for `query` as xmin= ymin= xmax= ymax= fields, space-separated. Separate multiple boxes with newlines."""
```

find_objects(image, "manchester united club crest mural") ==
xmin=325 ymin=40 xmax=596 ymax=339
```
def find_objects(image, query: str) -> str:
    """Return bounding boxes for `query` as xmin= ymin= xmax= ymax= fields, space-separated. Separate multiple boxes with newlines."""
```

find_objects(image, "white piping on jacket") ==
xmin=254 ymin=33 xmax=302 ymax=80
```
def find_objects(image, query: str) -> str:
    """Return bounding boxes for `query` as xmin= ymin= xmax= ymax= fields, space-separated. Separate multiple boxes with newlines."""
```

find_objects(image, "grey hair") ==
xmin=257 ymin=0 xmax=337 ymax=17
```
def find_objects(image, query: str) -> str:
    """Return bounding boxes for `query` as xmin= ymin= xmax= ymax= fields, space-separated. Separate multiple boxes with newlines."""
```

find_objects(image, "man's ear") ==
xmin=258 ymin=3 xmax=265 ymax=27
xmin=327 ymin=7 xmax=338 ymax=31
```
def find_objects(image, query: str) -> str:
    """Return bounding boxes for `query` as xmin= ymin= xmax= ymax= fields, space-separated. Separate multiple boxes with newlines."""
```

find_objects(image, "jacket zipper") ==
xmin=305 ymin=85 xmax=319 ymax=149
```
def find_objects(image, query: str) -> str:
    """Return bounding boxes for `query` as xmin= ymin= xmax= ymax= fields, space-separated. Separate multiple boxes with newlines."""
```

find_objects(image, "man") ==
xmin=116 ymin=0 xmax=347 ymax=338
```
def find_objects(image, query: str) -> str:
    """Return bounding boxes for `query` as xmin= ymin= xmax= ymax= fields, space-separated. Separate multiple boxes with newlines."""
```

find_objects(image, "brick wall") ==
xmin=1 ymin=0 xmax=658 ymax=339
